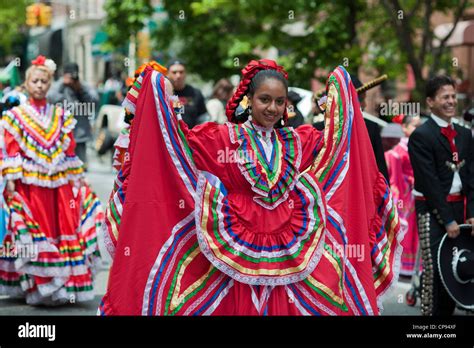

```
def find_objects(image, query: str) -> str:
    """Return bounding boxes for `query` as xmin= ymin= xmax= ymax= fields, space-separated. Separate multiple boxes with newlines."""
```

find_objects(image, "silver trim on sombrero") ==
xmin=451 ymin=249 xmax=471 ymax=285
xmin=418 ymin=212 xmax=434 ymax=316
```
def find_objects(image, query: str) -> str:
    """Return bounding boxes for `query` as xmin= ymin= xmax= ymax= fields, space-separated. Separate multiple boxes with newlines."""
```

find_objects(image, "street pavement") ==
xmin=0 ymin=148 xmax=470 ymax=316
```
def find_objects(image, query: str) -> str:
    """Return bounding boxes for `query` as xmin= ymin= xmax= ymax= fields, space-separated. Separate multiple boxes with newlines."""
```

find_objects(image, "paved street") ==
xmin=0 ymin=148 xmax=470 ymax=316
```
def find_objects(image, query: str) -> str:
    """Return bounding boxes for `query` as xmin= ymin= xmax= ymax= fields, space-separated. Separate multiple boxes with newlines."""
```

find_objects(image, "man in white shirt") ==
xmin=408 ymin=75 xmax=474 ymax=316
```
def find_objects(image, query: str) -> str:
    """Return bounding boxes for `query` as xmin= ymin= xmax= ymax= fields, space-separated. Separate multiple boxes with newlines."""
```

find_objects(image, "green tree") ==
xmin=154 ymin=0 xmax=473 ymax=102
xmin=153 ymin=0 xmax=367 ymax=88
xmin=103 ymin=0 xmax=152 ymax=49
xmin=0 ymin=0 xmax=31 ymax=63
xmin=368 ymin=0 xmax=471 ymax=102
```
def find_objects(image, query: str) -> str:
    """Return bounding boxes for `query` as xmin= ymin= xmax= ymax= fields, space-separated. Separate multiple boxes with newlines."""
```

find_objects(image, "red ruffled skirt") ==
xmin=0 ymin=181 xmax=103 ymax=305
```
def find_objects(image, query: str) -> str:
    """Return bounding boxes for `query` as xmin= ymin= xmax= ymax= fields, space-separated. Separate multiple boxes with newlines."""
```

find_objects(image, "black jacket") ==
xmin=287 ymin=109 xmax=305 ymax=128
xmin=408 ymin=117 xmax=474 ymax=225
xmin=175 ymin=85 xmax=207 ymax=129
xmin=364 ymin=118 xmax=389 ymax=182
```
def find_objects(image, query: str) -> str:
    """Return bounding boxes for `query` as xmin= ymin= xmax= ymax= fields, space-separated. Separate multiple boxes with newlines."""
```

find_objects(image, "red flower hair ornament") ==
xmin=31 ymin=55 xmax=57 ymax=73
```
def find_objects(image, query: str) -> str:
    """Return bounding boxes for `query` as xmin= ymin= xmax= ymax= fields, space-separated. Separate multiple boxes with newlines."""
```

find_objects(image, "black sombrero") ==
xmin=438 ymin=224 xmax=474 ymax=310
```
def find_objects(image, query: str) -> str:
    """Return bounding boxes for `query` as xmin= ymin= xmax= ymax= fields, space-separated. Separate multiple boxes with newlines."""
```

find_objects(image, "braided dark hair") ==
xmin=249 ymin=69 xmax=288 ymax=96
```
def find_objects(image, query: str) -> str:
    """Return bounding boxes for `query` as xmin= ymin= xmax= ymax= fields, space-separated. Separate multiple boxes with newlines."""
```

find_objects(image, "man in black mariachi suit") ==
xmin=408 ymin=75 xmax=474 ymax=316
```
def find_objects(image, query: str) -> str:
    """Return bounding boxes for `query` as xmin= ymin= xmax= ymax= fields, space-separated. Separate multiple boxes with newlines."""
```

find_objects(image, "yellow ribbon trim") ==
xmin=170 ymin=247 xmax=214 ymax=311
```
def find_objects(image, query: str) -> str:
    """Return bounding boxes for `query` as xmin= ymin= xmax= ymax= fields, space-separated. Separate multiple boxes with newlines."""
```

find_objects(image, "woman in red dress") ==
xmin=0 ymin=56 xmax=103 ymax=305
xmin=100 ymin=59 xmax=402 ymax=315
xmin=385 ymin=115 xmax=421 ymax=276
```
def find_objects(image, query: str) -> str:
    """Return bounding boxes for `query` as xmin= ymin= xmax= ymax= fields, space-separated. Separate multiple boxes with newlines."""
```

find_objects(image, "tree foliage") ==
xmin=153 ymin=0 xmax=367 ymax=88
xmin=0 ymin=0 xmax=30 ymax=63
xmin=103 ymin=0 xmax=153 ymax=49
xmin=137 ymin=0 xmax=470 ymax=100
xmin=377 ymin=0 xmax=471 ymax=101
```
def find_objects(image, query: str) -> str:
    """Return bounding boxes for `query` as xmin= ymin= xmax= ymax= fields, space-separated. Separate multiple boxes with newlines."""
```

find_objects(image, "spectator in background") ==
xmin=48 ymin=62 xmax=99 ymax=168
xmin=286 ymin=90 xmax=305 ymax=128
xmin=103 ymin=70 xmax=124 ymax=105
xmin=384 ymin=114 xmax=421 ymax=276
xmin=206 ymin=78 xmax=234 ymax=124
xmin=167 ymin=60 xmax=207 ymax=128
